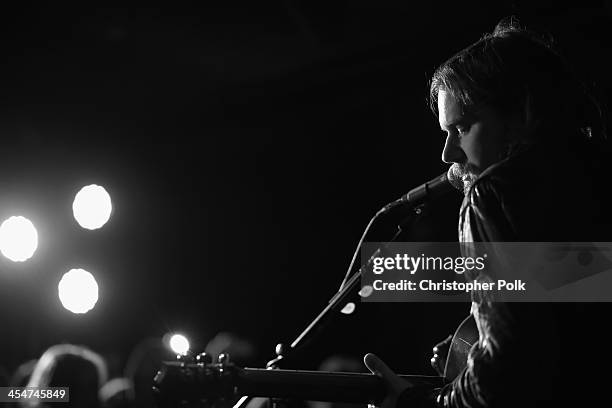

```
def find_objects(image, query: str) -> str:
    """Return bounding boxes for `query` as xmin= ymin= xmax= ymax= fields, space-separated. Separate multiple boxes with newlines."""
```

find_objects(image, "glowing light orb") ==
xmin=0 ymin=216 xmax=39 ymax=262
xmin=72 ymin=184 xmax=112 ymax=230
xmin=359 ymin=285 xmax=373 ymax=298
xmin=58 ymin=269 xmax=99 ymax=314
xmin=169 ymin=334 xmax=190 ymax=355
xmin=340 ymin=302 xmax=355 ymax=315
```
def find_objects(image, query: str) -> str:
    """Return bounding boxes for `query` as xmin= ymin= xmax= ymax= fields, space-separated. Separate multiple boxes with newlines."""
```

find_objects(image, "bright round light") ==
xmin=169 ymin=334 xmax=190 ymax=355
xmin=340 ymin=302 xmax=355 ymax=315
xmin=72 ymin=184 xmax=112 ymax=230
xmin=0 ymin=216 xmax=39 ymax=262
xmin=58 ymin=269 xmax=99 ymax=314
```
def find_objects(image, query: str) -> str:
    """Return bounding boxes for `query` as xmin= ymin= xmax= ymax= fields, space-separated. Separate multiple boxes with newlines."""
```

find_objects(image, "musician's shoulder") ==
xmin=468 ymin=143 xmax=545 ymax=204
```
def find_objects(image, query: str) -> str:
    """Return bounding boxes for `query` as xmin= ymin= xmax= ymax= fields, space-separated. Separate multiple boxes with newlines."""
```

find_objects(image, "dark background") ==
xmin=0 ymin=2 xmax=610 ymax=378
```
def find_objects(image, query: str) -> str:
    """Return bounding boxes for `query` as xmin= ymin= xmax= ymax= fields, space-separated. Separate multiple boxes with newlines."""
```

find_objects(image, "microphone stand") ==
xmin=275 ymin=226 xmax=403 ymax=362
xmin=232 ymin=202 xmax=428 ymax=408
xmin=278 ymin=202 xmax=429 ymax=361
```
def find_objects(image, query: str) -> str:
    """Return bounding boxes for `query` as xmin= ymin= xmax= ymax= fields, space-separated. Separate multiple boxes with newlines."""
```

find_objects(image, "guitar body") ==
xmin=443 ymin=315 xmax=479 ymax=381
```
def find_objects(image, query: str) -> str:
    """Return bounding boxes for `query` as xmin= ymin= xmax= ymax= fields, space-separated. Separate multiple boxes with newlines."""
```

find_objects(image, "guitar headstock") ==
xmin=153 ymin=352 xmax=239 ymax=407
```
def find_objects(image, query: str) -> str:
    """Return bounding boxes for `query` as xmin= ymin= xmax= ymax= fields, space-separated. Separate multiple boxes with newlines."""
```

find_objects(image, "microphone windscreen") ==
xmin=447 ymin=164 xmax=464 ymax=192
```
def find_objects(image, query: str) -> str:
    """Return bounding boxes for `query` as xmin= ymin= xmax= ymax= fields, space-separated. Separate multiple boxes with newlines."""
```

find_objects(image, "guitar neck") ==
xmin=236 ymin=368 xmax=445 ymax=403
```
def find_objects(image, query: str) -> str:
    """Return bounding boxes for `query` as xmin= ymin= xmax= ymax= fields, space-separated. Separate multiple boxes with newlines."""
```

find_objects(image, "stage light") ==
xmin=72 ymin=185 xmax=112 ymax=230
xmin=0 ymin=216 xmax=38 ymax=262
xmin=58 ymin=269 xmax=99 ymax=314
xmin=168 ymin=334 xmax=190 ymax=355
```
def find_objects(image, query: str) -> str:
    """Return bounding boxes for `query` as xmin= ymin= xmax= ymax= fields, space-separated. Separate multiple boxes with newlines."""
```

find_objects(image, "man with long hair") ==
xmin=365 ymin=17 xmax=609 ymax=408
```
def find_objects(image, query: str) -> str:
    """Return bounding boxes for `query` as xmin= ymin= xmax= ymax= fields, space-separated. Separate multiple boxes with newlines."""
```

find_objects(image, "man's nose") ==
xmin=441 ymin=134 xmax=466 ymax=164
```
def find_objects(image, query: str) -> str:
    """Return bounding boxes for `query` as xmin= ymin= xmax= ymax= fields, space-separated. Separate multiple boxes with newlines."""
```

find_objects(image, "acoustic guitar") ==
xmin=153 ymin=315 xmax=478 ymax=407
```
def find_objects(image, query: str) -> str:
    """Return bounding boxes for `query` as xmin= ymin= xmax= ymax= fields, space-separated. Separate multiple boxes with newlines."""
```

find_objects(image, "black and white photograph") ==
xmin=0 ymin=2 xmax=611 ymax=407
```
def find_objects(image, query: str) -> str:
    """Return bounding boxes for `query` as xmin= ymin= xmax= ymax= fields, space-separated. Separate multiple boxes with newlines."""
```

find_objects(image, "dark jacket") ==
xmin=401 ymin=136 xmax=612 ymax=407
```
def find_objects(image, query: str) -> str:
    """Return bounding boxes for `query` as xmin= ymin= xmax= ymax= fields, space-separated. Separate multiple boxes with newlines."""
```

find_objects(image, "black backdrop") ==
xmin=0 ymin=2 xmax=610 ymax=377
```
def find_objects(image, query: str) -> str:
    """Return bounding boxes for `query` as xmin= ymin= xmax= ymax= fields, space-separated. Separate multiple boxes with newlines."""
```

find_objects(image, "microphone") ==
xmin=336 ymin=167 xmax=459 ymax=293
xmin=378 ymin=168 xmax=457 ymax=214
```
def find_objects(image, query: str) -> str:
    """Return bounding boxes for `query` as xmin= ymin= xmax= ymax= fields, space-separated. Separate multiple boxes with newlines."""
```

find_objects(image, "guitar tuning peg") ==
xmin=196 ymin=352 xmax=212 ymax=365
xmin=275 ymin=343 xmax=285 ymax=357
xmin=218 ymin=353 xmax=231 ymax=365
xmin=176 ymin=353 xmax=193 ymax=364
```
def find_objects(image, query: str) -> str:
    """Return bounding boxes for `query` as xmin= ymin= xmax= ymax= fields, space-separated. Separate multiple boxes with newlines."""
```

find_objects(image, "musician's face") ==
xmin=438 ymin=89 xmax=513 ymax=194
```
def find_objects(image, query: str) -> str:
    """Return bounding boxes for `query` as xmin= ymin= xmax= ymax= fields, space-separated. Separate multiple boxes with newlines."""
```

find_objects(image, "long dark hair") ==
xmin=430 ymin=17 xmax=606 ymax=142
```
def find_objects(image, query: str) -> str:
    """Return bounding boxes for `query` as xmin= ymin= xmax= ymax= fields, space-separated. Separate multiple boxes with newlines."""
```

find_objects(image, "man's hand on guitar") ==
xmin=430 ymin=334 xmax=453 ymax=376
xmin=363 ymin=353 xmax=412 ymax=408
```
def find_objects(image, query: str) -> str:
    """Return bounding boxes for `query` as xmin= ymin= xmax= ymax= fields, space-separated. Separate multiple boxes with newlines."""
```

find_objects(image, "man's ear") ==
xmin=522 ymin=90 xmax=542 ymax=138
xmin=504 ymin=92 xmax=537 ymax=141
